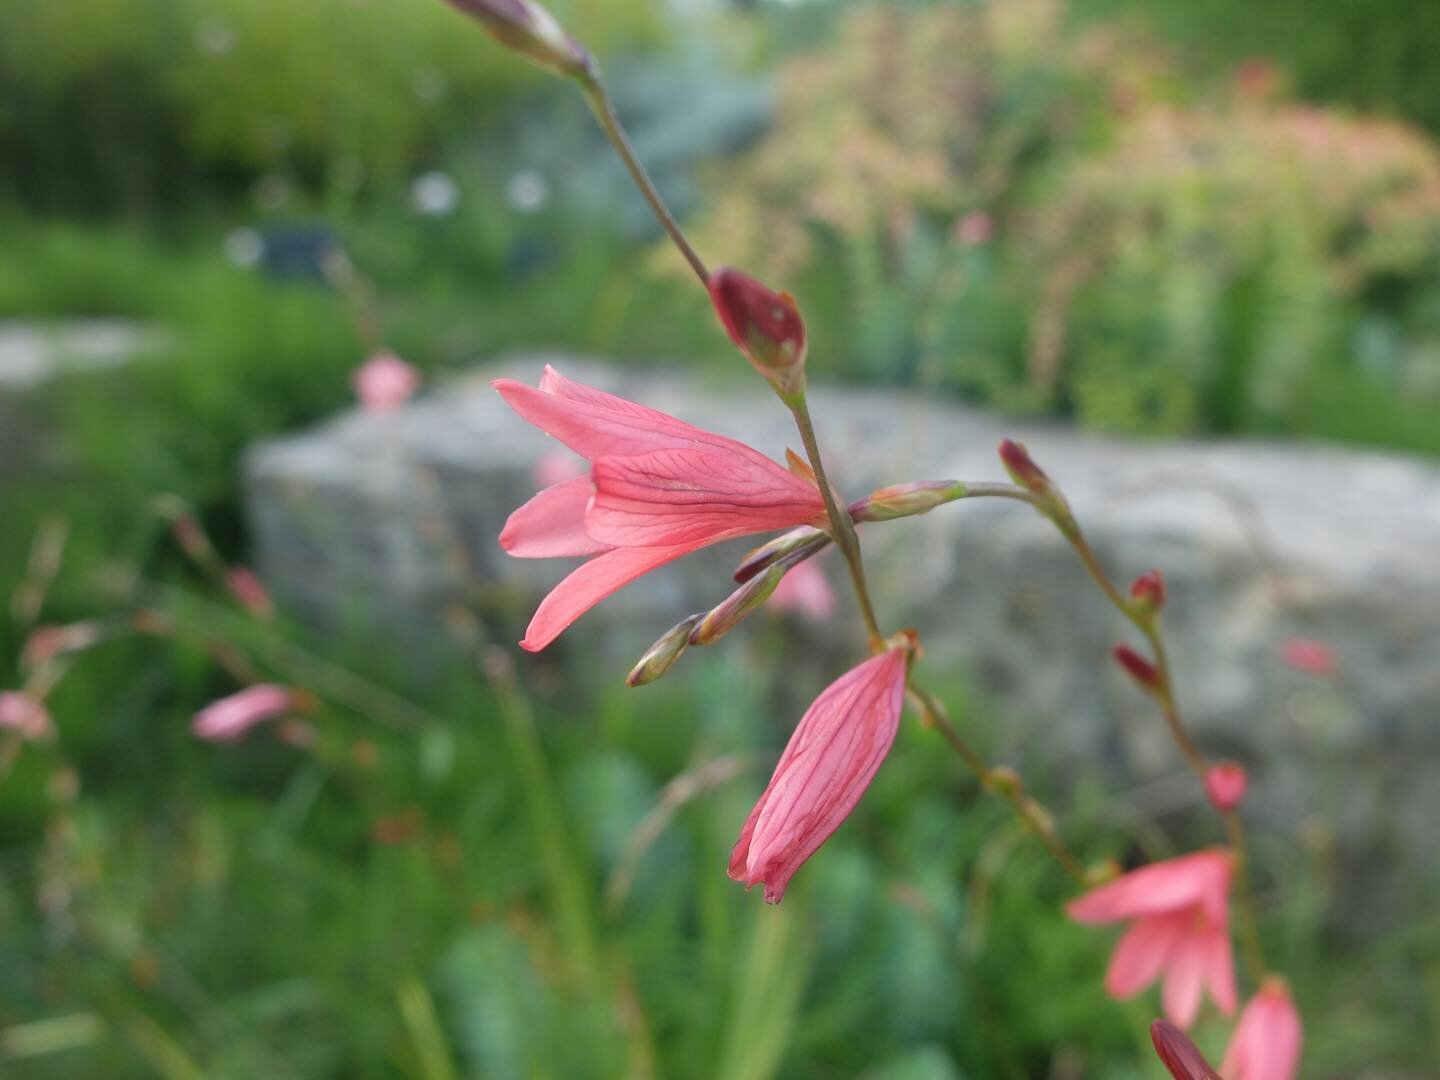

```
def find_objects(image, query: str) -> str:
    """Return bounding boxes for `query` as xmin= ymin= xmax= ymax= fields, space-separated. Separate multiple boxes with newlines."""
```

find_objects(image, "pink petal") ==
xmin=1222 ymin=981 xmax=1302 ymax=1080
xmin=520 ymin=542 xmax=695 ymax=652
xmin=1104 ymin=913 xmax=1186 ymax=999
xmin=193 ymin=684 xmax=295 ymax=743
xmin=1066 ymin=850 xmax=1232 ymax=926
xmin=1161 ymin=928 xmax=1209 ymax=1029
xmin=730 ymin=649 xmax=908 ymax=903
xmin=586 ymin=448 xmax=824 ymax=549
xmin=500 ymin=476 xmax=611 ymax=559
xmin=1203 ymin=923 xmax=1237 ymax=1015
xmin=538 ymin=366 xmax=688 ymax=428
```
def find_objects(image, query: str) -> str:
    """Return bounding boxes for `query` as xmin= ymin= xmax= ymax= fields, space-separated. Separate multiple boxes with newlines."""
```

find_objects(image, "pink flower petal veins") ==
xmin=519 ymin=543 xmax=694 ymax=652
xmin=500 ymin=476 xmax=611 ymax=559
xmin=729 ymin=649 xmax=908 ymax=903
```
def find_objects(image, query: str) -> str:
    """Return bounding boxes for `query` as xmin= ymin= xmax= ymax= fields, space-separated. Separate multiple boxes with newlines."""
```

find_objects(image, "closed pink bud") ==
xmin=626 ymin=613 xmax=703 ymax=688
xmin=0 ymin=692 xmax=53 ymax=741
xmin=1205 ymin=761 xmax=1248 ymax=812
xmin=353 ymin=351 xmax=420 ymax=413
xmin=1150 ymin=1020 xmax=1222 ymax=1080
xmin=226 ymin=566 xmax=275 ymax=619
xmin=1222 ymin=978 xmax=1303 ymax=1080
xmin=1129 ymin=570 xmax=1167 ymax=617
xmin=440 ymin=0 xmax=593 ymax=80
xmin=1279 ymin=637 xmax=1337 ymax=677
xmin=998 ymin=439 xmax=1051 ymax=494
xmin=850 ymin=481 xmax=967 ymax=523
xmin=729 ymin=648 xmax=909 ymax=903
xmin=192 ymin=684 xmax=297 ymax=743
xmin=692 ymin=564 xmax=785 ymax=646
xmin=708 ymin=267 xmax=808 ymax=398
xmin=1114 ymin=643 xmax=1162 ymax=693
xmin=733 ymin=526 xmax=827 ymax=584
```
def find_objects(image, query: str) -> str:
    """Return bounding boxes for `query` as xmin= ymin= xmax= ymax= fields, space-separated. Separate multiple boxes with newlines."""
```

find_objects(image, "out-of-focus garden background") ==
xmin=2 ymin=0 xmax=1439 ymax=1075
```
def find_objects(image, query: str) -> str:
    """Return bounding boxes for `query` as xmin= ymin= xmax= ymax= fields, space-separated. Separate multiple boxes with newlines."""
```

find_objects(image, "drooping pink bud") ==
xmin=626 ymin=613 xmax=703 ymax=688
xmin=850 ymin=481 xmax=967 ymax=522
xmin=1205 ymin=761 xmax=1248 ymax=812
xmin=1279 ymin=637 xmax=1337 ymax=678
xmin=353 ymin=351 xmax=420 ymax=413
xmin=1129 ymin=570 xmax=1167 ymax=619
xmin=226 ymin=566 xmax=275 ymax=620
xmin=691 ymin=565 xmax=785 ymax=646
xmin=0 ymin=692 xmax=53 ymax=741
xmin=708 ymin=267 xmax=808 ymax=399
xmin=997 ymin=439 xmax=1052 ymax=494
xmin=192 ymin=684 xmax=297 ymax=743
xmin=1221 ymin=977 xmax=1303 ymax=1080
xmin=1150 ymin=1019 xmax=1222 ymax=1080
xmin=1114 ymin=643 xmax=1163 ymax=693
xmin=729 ymin=648 xmax=909 ymax=903
xmin=439 ymin=0 xmax=593 ymax=80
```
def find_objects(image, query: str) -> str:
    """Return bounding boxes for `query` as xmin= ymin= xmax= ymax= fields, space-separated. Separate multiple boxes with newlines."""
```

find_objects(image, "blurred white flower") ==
xmin=223 ymin=227 xmax=264 ymax=268
xmin=411 ymin=171 xmax=460 ymax=217
xmin=197 ymin=19 xmax=235 ymax=56
xmin=505 ymin=168 xmax=550 ymax=214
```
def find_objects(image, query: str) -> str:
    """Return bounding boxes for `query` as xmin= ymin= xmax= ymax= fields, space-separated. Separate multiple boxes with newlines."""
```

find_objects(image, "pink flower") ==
xmin=192 ymin=684 xmax=295 ymax=743
xmin=495 ymin=367 xmax=827 ymax=651
xmin=955 ymin=210 xmax=993 ymax=246
xmin=729 ymin=647 xmax=909 ymax=903
xmin=352 ymin=351 xmax=420 ymax=413
xmin=0 ymin=692 xmax=53 ymax=740
xmin=1279 ymin=637 xmax=1337 ymax=677
xmin=1222 ymin=978 xmax=1303 ymax=1080
xmin=768 ymin=558 xmax=835 ymax=621
xmin=1205 ymin=761 xmax=1248 ymax=812
xmin=226 ymin=566 xmax=275 ymax=619
xmin=1066 ymin=849 xmax=1237 ymax=1028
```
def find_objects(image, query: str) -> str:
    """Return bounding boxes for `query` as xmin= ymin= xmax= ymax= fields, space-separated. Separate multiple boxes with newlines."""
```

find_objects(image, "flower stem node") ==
xmin=626 ymin=613 xmax=704 ymax=687
xmin=1113 ymin=643 xmax=1163 ymax=695
xmin=851 ymin=481 xmax=967 ymax=522
xmin=1204 ymin=761 xmax=1249 ymax=812
xmin=986 ymin=765 xmax=1023 ymax=798
xmin=1128 ymin=569 xmax=1168 ymax=622
xmin=441 ymin=0 xmax=594 ymax=81
xmin=708 ymin=267 xmax=808 ymax=400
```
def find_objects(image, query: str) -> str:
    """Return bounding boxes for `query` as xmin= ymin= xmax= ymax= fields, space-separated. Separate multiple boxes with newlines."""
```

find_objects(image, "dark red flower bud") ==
xmin=708 ymin=267 xmax=807 ymax=398
xmin=997 ymin=439 xmax=1052 ymax=494
xmin=1150 ymin=1019 xmax=1222 ymax=1080
xmin=1113 ymin=643 xmax=1162 ymax=693
xmin=1204 ymin=761 xmax=1248 ymax=812
xmin=1129 ymin=569 xmax=1167 ymax=618
xmin=441 ymin=0 xmax=593 ymax=80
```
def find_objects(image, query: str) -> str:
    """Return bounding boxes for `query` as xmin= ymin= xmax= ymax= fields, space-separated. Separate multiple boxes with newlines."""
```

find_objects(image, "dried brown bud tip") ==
xmin=1113 ymin=643 xmax=1162 ymax=692
xmin=441 ymin=0 xmax=594 ymax=80
xmin=1128 ymin=569 xmax=1167 ymax=618
xmin=626 ymin=613 xmax=703 ymax=687
xmin=851 ymin=481 xmax=966 ymax=522
xmin=1149 ymin=1020 xmax=1222 ymax=1080
xmin=692 ymin=566 xmax=785 ymax=646
xmin=709 ymin=267 xmax=807 ymax=398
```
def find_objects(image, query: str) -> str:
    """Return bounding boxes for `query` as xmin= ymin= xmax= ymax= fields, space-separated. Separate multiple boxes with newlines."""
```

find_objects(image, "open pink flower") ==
xmin=352 ymin=351 xmax=420 ymax=413
xmin=192 ymin=684 xmax=295 ymax=743
xmin=1066 ymin=849 xmax=1237 ymax=1028
xmin=1222 ymin=978 xmax=1302 ymax=1080
xmin=495 ymin=367 xmax=827 ymax=651
xmin=0 ymin=692 xmax=53 ymax=741
xmin=729 ymin=647 xmax=909 ymax=903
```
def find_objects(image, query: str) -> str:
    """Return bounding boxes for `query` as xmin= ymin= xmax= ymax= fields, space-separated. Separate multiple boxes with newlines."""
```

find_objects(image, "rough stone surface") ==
xmin=244 ymin=356 xmax=1440 ymax=908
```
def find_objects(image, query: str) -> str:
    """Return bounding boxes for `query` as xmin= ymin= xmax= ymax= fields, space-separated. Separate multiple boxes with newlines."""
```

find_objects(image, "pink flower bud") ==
xmin=1150 ymin=1020 xmax=1222 ymax=1080
xmin=226 ymin=566 xmax=275 ymax=619
xmin=733 ymin=526 xmax=828 ymax=583
xmin=1129 ymin=569 xmax=1167 ymax=618
xmin=1113 ymin=643 xmax=1162 ymax=693
xmin=440 ymin=0 xmax=593 ymax=80
xmin=1205 ymin=761 xmax=1248 ymax=812
xmin=691 ymin=565 xmax=786 ymax=646
xmin=626 ymin=613 xmax=703 ymax=688
xmin=1279 ymin=637 xmax=1337 ymax=678
xmin=729 ymin=648 xmax=909 ymax=903
xmin=708 ymin=267 xmax=808 ymax=398
xmin=1222 ymin=978 xmax=1303 ymax=1080
xmin=352 ymin=351 xmax=420 ymax=413
xmin=998 ymin=439 xmax=1052 ymax=494
xmin=0 ymin=692 xmax=53 ymax=741
xmin=192 ymin=684 xmax=297 ymax=743
xmin=850 ymin=481 xmax=966 ymax=523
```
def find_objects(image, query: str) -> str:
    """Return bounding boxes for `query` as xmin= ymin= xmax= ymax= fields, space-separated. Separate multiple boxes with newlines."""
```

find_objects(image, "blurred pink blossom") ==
xmin=352 ymin=351 xmax=420 ymax=413
xmin=1204 ymin=761 xmax=1248 ymax=812
xmin=1279 ymin=637 xmax=1337 ymax=677
xmin=0 ymin=692 xmax=53 ymax=740
xmin=955 ymin=210 xmax=993 ymax=246
xmin=768 ymin=559 xmax=835 ymax=621
xmin=192 ymin=684 xmax=295 ymax=743
xmin=1066 ymin=849 xmax=1236 ymax=1028
xmin=729 ymin=647 xmax=908 ymax=903
xmin=1222 ymin=978 xmax=1302 ymax=1080
xmin=21 ymin=622 xmax=102 ymax=671
xmin=226 ymin=566 xmax=275 ymax=619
